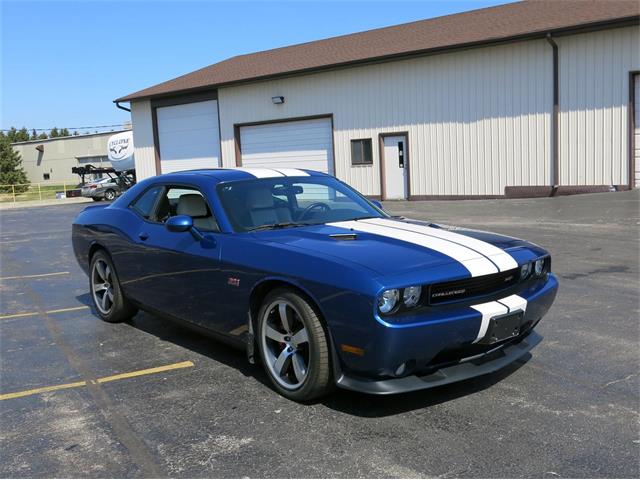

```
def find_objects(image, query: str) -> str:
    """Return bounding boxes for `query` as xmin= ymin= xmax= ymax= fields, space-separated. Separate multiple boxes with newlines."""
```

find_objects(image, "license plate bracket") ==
xmin=479 ymin=310 xmax=524 ymax=345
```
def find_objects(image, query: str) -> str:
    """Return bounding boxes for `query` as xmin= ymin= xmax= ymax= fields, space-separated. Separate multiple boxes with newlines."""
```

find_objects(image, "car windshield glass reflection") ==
xmin=217 ymin=176 xmax=385 ymax=232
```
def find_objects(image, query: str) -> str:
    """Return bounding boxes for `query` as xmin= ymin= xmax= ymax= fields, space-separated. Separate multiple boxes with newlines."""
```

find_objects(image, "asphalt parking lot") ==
xmin=1 ymin=190 xmax=638 ymax=478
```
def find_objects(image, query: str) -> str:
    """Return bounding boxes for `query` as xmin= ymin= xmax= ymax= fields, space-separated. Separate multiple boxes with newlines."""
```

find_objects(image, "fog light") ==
xmin=395 ymin=362 xmax=407 ymax=376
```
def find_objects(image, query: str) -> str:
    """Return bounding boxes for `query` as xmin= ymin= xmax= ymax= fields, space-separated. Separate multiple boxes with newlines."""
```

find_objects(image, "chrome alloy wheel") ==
xmin=260 ymin=299 xmax=310 ymax=390
xmin=92 ymin=259 xmax=115 ymax=315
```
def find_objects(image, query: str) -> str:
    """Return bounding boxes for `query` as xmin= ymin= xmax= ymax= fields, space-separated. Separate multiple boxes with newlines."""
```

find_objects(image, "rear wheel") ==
xmin=92 ymin=197 xmax=102 ymax=202
xmin=257 ymin=288 xmax=333 ymax=401
xmin=90 ymin=250 xmax=137 ymax=323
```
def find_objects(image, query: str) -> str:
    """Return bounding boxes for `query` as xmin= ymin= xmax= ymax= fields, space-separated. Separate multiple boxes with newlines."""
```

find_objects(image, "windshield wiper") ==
xmin=247 ymin=222 xmax=309 ymax=232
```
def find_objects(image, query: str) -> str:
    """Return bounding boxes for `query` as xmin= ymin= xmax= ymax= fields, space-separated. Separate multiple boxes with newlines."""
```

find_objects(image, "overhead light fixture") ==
xmin=271 ymin=96 xmax=285 ymax=105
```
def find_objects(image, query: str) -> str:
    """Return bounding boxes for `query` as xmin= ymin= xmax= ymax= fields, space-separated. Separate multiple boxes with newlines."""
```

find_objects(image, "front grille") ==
xmin=428 ymin=268 xmax=519 ymax=305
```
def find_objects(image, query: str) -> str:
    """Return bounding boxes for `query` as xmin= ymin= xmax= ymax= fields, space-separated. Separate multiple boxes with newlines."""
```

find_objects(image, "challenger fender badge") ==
xmin=227 ymin=277 xmax=240 ymax=287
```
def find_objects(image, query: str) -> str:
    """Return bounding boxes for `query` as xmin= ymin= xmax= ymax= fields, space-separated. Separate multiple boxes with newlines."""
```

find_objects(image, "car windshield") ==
xmin=216 ymin=176 xmax=386 ymax=232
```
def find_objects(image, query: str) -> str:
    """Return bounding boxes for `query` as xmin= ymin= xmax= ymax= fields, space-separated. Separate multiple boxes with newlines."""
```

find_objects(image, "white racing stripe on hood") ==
xmin=328 ymin=220 xmax=499 ymax=277
xmin=233 ymin=168 xmax=284 ymax=178
xmin=470 ymin=301 xmax=509 ymax=343
xmin=361 ymin=217 xmax=518 ymax=272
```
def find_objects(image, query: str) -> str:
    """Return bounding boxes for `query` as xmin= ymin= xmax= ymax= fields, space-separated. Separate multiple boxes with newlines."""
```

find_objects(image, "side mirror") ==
xmin=166 ymin=215 xmax=193 ymax=233
xmin=371 ymin=200 xmax=383 ymax=210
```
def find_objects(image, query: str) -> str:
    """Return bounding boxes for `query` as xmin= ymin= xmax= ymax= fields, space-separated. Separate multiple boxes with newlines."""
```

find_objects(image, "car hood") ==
xmin=252 ymin=217 xmax=538 ymax=281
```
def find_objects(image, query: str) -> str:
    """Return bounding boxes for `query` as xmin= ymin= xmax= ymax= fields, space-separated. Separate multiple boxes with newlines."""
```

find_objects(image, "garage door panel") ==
xmin=158 ymin=113 xmax=218 ymax=131
xmin=240 ymin=118 xmax=333 ymax=174
xmin=157 ymin=100 xmax=220 ymax=173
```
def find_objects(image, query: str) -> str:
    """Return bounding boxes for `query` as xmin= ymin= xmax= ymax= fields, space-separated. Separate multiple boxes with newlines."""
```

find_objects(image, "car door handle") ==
xmin=138 ymin=232 xmax=149 ymax=241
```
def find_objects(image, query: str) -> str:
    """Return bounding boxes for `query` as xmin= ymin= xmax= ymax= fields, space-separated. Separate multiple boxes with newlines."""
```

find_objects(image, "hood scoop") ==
xmin=329 ymin=233 xmax=358 ymax=241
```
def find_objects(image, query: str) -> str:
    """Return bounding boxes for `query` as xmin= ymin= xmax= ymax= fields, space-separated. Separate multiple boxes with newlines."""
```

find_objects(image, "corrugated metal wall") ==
xmin=131 ymin=100 xmax=157 ymax=180
xmin=558 ymin=26 xmax=640 ymax=186
xmin=219 ymin=40 xmax=553 ymax=196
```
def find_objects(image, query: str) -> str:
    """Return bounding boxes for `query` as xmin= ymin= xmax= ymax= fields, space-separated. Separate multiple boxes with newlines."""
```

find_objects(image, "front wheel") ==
xmin=257 ymin=288 xmax=334 ymax=401
xmin=90 ymin=250 xmax=137 ymax=323
xmin=104 ymin=189 xmax=116 ymax=201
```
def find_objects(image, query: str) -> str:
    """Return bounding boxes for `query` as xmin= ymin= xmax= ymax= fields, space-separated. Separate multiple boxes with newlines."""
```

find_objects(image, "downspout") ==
xmin=546 ymin=33 xmax=559 ymax=195
xmin=115 ymin=101 xmax=131 ymax=113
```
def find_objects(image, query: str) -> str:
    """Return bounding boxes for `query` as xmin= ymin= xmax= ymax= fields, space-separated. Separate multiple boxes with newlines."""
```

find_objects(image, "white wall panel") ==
xmin=219 ymin=40 xmax=553 ymax=196
xmin=558 ymin=26 xmax=640 ymax=186
xmin=130 ymin=100 xmax=157 ymax=181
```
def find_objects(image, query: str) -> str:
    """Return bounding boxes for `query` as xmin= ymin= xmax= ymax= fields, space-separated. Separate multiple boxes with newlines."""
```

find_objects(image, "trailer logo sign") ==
xmin=107 ymin=131 xmax=134 ymax=161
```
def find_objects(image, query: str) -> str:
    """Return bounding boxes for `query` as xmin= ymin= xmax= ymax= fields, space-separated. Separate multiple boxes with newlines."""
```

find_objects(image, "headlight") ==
xmin=520 ymin=262 xmax=532 ymax=279
xmin=378 ymin=289 xmax=399 ymax=314
xmin=403 ymin=286 xmax=422 ymax=308
xmin=534 ymin=259 xmax=545 ymax=277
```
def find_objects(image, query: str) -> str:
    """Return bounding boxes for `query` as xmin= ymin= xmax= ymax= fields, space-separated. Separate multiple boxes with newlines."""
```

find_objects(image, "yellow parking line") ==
xmin=0 ymin=361 xmax=195 ymax=401
xmin=0 ymin=271 xmax=69 ymax=281
xmin=0 ymin=305 xmax=89 ymax=320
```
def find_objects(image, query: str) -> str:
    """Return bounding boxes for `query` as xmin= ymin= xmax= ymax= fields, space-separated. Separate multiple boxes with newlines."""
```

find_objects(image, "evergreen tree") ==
xmin=49 ymin=127 xmax=59 ymax=138
xmin=59 ymin=128 xmax=70 ymax=137
xmin=31 ymin=129 xmax=38 ymax=140
xmin=0 ymin=136 xmax=29 ymax=192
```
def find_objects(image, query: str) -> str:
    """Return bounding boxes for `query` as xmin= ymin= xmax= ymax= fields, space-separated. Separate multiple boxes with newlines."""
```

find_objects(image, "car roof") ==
xmin=158 ymin=167 xmax=330 ymax=183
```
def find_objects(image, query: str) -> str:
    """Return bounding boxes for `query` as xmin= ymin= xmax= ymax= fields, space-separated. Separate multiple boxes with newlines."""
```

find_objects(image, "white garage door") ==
xmin=239 ymin=117 xmax=333 ymax=174
xmin=156 ymin=100 xmax=220 ymax=174
xmin=635 ymin=75 xmax=640 ymax=188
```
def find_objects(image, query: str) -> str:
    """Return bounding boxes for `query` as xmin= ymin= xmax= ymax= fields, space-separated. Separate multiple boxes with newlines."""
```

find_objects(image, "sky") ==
xmin=1 ymin=0 xmax=513 ymax=134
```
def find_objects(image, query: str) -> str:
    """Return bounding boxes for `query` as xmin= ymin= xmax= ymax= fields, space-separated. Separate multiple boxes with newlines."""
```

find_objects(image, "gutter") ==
xmin=115 ymin=101 xmax=131 ymax=113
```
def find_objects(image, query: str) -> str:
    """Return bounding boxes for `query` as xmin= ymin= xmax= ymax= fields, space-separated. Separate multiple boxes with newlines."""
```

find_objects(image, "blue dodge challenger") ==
xmin=72 ymin=168 xmax=558 ymax=401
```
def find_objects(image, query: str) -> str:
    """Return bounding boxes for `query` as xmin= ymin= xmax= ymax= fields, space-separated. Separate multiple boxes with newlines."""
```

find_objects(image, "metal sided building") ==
xmin=116 ymin=0 xmax=640 ymax=200
xmin=11 ymin=131 xmax=128 ymax=185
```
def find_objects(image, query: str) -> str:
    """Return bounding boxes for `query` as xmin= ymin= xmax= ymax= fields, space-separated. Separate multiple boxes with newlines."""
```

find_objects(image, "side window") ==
xmin=157 ymin=186 xmax=219 ymax=232
xmin=130 ymin=186 xmax=162 ymax=219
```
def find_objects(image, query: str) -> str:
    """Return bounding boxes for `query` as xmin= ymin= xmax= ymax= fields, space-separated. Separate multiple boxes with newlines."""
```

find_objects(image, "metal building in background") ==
xmin=12 ymin=130 xmax=130 ymax=184
xmin=115 ymin=1 xmax=640 ymax=199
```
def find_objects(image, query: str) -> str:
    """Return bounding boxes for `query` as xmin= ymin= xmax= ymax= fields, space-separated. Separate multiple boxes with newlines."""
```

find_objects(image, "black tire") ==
xmin=256 ymin=288 xmax=334 ymax=401
xmin=92 ymin=197 xmax=102 ymax=202
xmin=104 ymin=189 xmax=116 ymax=201
xmin=89 ymin=250 xmax=137 ymax=323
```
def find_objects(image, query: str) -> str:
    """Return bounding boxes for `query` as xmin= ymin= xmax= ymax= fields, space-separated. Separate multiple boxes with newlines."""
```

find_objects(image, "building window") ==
xmin=43 ymin=173 xmax=50 ymax=180
xmin=351 ymin=139 xmax=373 ymax=165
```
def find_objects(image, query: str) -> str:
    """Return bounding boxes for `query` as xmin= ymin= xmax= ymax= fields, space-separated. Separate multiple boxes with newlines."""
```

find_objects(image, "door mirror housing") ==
xmin=166 ymin=215 xmax=193 ymax=233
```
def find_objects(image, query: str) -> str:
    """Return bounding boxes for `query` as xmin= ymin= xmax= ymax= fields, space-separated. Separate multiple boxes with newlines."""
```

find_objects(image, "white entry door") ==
xmin=239 ymin=117 xmax=333 ymax=174
xmin=156 ymin=100 xmax=220 ymax=174
xmin=382 ymin=135 xmax=408 ymax=200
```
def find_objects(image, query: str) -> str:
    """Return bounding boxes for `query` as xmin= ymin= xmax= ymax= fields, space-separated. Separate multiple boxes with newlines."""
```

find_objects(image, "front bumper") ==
xmin=336 ymin=329 xmax=542 ymax=394
xmin=330 ymin=273 xmax=558 ymax=389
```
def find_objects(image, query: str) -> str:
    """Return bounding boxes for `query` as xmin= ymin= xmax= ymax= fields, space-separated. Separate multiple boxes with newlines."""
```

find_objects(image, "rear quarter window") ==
xmin=130 ymin=186 xmax=162 ymax=219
